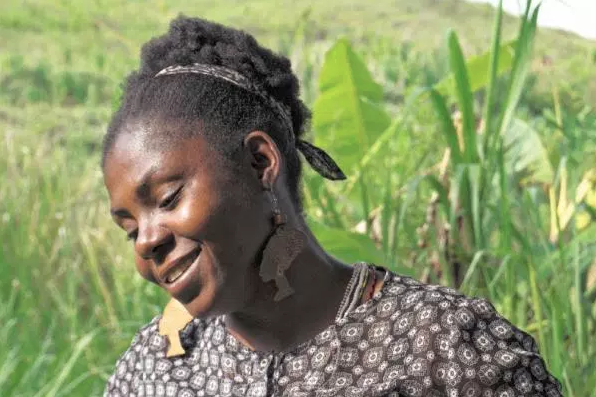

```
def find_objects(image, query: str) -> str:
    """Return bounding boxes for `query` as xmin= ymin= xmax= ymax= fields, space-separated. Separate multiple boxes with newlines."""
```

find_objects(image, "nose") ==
xmin=135 ymin=219 xmax=173 ymax=264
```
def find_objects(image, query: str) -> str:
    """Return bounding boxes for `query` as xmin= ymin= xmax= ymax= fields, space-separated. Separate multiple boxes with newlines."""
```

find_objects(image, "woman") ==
xmin=102 ymin=16 xmax=562 ymax=397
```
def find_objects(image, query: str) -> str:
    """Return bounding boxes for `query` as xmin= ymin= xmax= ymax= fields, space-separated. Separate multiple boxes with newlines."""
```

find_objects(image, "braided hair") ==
xmin=102 ymin=15 xmax=311 ymax=207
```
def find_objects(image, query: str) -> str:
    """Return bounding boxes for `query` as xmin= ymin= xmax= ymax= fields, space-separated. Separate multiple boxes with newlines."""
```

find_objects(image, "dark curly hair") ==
xmin=102 ymin=15 xmax=311 ymax=207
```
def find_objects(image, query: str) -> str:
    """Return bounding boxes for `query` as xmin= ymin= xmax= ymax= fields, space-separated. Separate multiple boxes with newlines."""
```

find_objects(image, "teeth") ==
xmin=167 ymin=267 xmax=186 ymax=283
xmin=165 ymin=251 xmax=200 ymax=284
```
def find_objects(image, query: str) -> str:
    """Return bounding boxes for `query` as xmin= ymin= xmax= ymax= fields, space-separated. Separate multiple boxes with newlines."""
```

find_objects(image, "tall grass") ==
xmin=0 ymin=106 xmax=167 ymax=395
xmin=1 ymin=0 xmax=595 ymax=396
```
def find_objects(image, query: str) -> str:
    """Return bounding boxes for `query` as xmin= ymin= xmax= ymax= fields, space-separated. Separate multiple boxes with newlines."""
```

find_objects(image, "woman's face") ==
xmin=103 ymin=126 xmax=273 ymax=317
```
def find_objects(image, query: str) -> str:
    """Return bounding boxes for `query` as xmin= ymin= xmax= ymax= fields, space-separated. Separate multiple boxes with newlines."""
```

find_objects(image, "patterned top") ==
xmin=104 ymin=264 xmax=563 ymax=396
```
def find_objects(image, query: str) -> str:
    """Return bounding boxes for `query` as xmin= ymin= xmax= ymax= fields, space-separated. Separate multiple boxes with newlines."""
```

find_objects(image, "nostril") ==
xmin=136 ymin=223 xmax=174 ymax=260
xmin=152 ymin=239 xmax=175 ymax=265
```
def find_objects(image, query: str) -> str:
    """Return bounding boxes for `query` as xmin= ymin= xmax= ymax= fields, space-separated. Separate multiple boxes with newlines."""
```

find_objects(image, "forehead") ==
xmin=102 ymin=126 xmax=213 ymax=197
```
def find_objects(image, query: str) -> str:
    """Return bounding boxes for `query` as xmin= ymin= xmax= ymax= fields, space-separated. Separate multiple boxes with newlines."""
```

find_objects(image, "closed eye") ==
xmin=126 ymin=230 xmax=138 ymax=242
xmin=159 ymin=185 xmax=183 ymax=210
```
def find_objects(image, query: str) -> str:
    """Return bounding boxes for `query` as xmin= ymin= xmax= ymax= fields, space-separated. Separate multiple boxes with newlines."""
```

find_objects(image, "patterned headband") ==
xmin=155 ymin=63 xmax=346 ymax=181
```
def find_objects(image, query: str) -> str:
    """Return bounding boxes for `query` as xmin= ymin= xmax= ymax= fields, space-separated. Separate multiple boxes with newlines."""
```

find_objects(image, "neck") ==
xmin=225 ymin=223 xmax=353 ymax=353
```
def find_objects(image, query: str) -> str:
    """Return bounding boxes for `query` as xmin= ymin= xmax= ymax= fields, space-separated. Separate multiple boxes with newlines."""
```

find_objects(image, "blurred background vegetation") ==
xmin=1 ymin=0 xmax=595 ymax=395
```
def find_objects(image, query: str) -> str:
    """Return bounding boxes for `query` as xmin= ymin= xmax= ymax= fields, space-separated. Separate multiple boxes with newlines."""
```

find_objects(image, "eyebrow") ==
xmin=110 ymin=208 xmax=131 ymax=218
xmin=135 ymin=166 xmax=159 ymax=201
xmin=110 ymin=167 xmax=184 ymax=218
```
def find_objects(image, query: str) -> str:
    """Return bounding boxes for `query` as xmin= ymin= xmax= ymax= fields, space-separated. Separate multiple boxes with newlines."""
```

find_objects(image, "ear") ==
xmin=243 ymin=131 xmax=282 ymax=189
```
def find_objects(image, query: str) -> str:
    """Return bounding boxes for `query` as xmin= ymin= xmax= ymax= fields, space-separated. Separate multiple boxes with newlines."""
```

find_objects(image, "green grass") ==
xmin=1 ymin=0 xmax=596 ymax=395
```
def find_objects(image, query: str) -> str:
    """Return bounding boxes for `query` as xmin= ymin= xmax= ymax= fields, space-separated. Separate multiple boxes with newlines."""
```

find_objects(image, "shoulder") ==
xmin=103 ymin=315 xmax=208 ymax=397
xmin=103 ymin=316 xmax=161 ymax=397
xmin=350 ymin=270 xmax=563 ymax=396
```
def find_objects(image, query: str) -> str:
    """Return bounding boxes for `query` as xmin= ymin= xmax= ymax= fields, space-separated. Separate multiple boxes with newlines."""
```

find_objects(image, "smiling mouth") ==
xmin=163 ymin=250 xmax=201 ymax=284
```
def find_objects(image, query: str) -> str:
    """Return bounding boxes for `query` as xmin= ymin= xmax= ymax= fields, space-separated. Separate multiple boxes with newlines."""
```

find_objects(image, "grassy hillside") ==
xmin=1 ymin=0 xmax=594 ymax=109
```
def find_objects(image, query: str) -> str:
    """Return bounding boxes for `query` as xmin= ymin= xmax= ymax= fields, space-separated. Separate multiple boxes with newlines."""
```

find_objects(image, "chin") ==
xmin=162 ymin=249 xmax=221 ymax=318
xmin=181 ymin=287 xmax=220 ymax=319
xmin=168 ymin=251 xmax=255 ymax=319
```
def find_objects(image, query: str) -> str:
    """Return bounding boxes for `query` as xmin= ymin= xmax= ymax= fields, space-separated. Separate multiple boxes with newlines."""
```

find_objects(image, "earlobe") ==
xmin=243 ymin=131 xmax=281 ymax=189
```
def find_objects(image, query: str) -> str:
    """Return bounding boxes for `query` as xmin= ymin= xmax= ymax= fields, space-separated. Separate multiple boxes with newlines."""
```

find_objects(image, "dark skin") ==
xmin=103 ymin=122 xmax=375 ymax=353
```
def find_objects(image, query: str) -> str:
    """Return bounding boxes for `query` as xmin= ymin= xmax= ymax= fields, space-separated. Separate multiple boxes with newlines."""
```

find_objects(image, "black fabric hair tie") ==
xmin=296 ymin=139 xmax=346 ymax=180
xmin=155 ymin=63 xmax=346 ymax=181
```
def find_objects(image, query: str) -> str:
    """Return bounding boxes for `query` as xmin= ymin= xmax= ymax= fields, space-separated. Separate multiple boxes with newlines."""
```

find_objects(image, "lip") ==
xmin=158 ymin=249 xmax=201 ymax=285
xmin=162 ymin=249 xmax=204 ymax=304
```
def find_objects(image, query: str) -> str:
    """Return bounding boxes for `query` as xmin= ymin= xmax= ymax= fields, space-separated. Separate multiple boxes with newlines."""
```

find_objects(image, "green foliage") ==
xmin=502 ymin=118 xmax=553 ymax=185
xmin=308 ymin=1 xmax=596 ymax=395
xmin=308 ymin=220 xmax=385 ymax=265
xmin=434 ymin=41 xmax=515 ymax=100
xmin=313 ymin=38 xmax=391 ymax=172
xmin=1 ymin=56 xmax=112 ymax=106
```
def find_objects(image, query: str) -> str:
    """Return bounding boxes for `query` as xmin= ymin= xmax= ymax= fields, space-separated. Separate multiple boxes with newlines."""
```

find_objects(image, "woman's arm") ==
xmin=388 ymin=296 xmax=563 ymax=396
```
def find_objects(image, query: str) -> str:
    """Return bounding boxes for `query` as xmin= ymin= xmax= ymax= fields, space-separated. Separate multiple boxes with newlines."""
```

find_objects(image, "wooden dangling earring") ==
xmin=258 ymin=188 xmax=307 ymax=301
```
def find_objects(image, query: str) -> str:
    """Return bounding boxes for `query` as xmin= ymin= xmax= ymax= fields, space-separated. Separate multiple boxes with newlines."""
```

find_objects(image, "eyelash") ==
xmin=126 ymin=231 xmax=138 ymax=242
xmin=159 ymin=186 xmax=183 ymax=210
xmin=123 ymin=186 xmax=183 ymax=242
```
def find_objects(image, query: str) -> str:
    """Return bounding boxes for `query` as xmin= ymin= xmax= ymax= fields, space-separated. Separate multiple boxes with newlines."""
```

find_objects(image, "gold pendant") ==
xmin=158 ymin=298 xmax=193 ymax=358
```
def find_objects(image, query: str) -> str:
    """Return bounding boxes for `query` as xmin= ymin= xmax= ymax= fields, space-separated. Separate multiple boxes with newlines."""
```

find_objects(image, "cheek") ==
xmin=134 ymin=255 xmax=158 ymax=283
xmin=170 ymin=200 xmax=215 ymax=244
xmin=174 ymin=178 xmax=254 ymax=238
xmin=171 ymin=174 xmax=270 ymax=261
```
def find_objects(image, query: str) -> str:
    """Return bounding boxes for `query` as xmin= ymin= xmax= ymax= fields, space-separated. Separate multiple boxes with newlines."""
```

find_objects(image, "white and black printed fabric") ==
xmin=104 ymin=264 xmax=563 ymax=396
